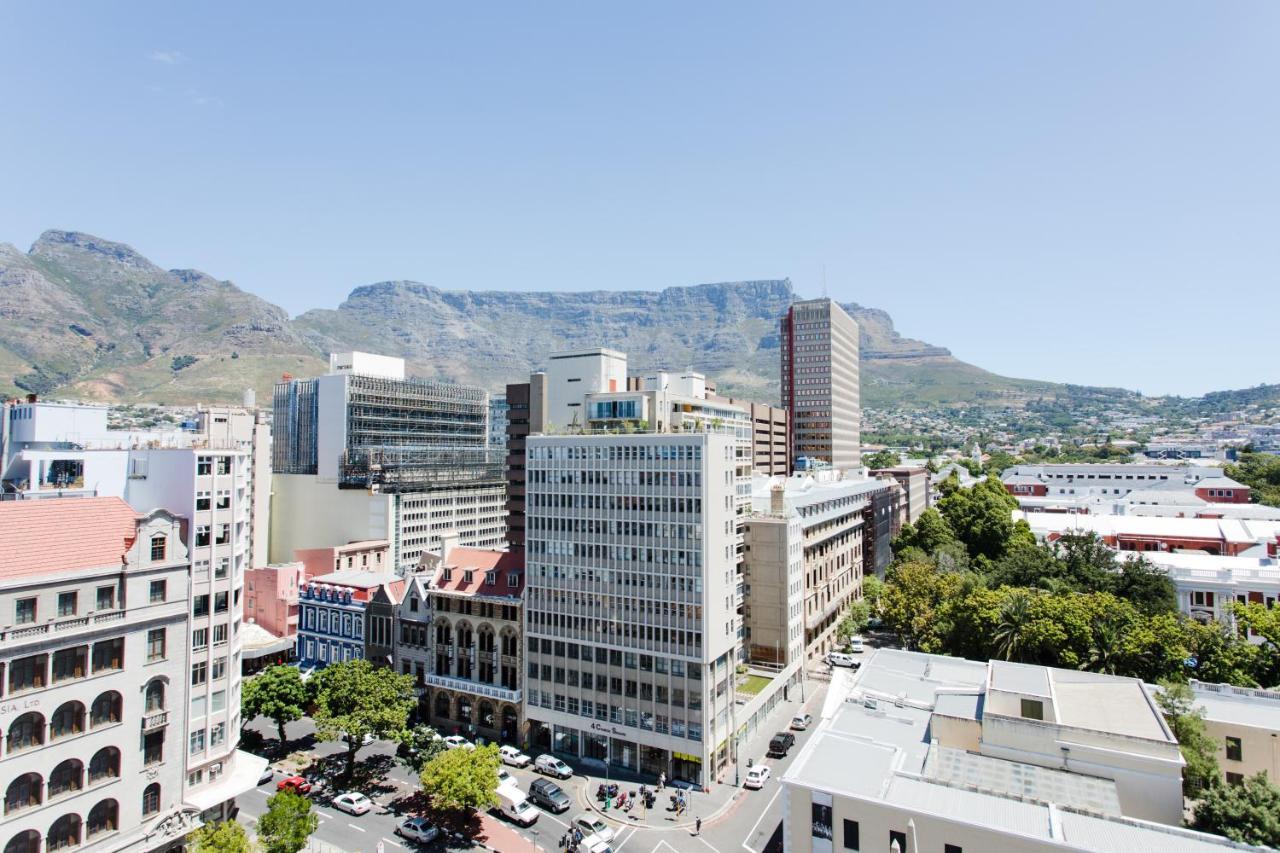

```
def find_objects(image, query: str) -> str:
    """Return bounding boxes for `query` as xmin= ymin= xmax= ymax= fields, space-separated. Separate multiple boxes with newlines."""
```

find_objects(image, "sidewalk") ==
xmin=575 ymin=664 xmax=829 ymax=832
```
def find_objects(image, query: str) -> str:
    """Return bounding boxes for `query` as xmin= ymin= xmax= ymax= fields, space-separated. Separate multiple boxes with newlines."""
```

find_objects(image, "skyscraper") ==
xmin=779 ymin=297 xmax=860 ymax=471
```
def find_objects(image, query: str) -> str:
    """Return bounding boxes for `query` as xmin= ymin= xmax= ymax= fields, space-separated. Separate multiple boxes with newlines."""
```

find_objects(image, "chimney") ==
xmin=771 ymin=483 xmax=786 ymax=516
xmin=439 ymin=532 xmax=461 ymax=565
xmin=26 ymin=393 xmax=37 ymax=403
xmin=1270 ymin=535 xmax=1279 ymax=559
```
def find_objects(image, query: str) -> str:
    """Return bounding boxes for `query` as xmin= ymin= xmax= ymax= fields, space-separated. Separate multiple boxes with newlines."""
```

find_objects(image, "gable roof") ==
xmin=0 ymin=497 xmax=140 ymax=579
xmin=430 ymin=548 xmax=524 ymax=596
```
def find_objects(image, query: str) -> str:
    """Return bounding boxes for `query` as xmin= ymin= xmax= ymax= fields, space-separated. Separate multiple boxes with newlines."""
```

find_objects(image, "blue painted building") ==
xmin=296 ymin=570 xmax=403 ymax=668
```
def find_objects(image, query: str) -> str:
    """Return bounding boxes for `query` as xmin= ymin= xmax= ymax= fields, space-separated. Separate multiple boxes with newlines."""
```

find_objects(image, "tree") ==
xmin=420 ymin=742 xmax=502 ymax=812
xmin=395 ymin=723 xmax=447 ymax=773
xmin=837 ymin=600 xmax=871 ymax=646
xmin=1225 ymin=452 xmax=1280 ymax=507
xmin=937 ymin=478 xmax=1021 ymax=565
xmin=863 ymin=449 xmax=900 ymax=470
xmin=242 ymin=665 xmax=308 ymax=750
xmin=1155 ymin=680 xmax=1220 ymax=798
xmin=257 ymin=790 xmax=318 ymax=853
xmin=1111 ymin=556 xmax=1177 ymax=616
xmin=1053 ymin=532 xmax=1118 ymax=592
xmin=862 ymin=574 xmax=884 ymax=615
xmin=991 ymin=590 xmax=1034 ymax=662
xmin=892 ymin=508 xmax=958 ymax=556
xmin=189 ymin=819 xmax=253 ymax=853
xmin=1192 ymin=772 xmax=1280 ymax=848
xmin=311 ymin=659 xmax=416 ymax=778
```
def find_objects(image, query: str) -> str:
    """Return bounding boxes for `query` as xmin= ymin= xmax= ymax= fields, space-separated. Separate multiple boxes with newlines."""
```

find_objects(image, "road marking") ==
xmin=347 ymin=823 xmax=366 ymax=832
xmin=249 ymin=789 xmax=269 ymax=797
xmin=613 ymin=827 xmax=636 ymax=851
xmin=380 ymin=838 xmax=402 ymax=848
xmin=695 ymin=834 xmax=722 ymax=853
xmin=741 ymin=785 xmax=782 ymax=853
xmin=539 ymin=811 xmax=570 ymax=829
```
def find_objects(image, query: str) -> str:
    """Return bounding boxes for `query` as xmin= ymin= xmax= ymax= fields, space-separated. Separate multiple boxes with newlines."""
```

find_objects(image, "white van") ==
xmin=496 ymin=786 xmax=540 ymax=826
xmin=827 ymin=651 xmax=858 ymax=668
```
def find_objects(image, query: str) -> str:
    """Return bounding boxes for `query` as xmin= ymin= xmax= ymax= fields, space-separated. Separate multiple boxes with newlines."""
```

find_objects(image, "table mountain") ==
xmin=0 ymin=229 xmax=1044 ymax=407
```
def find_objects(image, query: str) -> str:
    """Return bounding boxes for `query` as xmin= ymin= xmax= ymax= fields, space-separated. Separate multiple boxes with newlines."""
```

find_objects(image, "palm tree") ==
xmin=1085 ymin=618 xmax=1121 ymax=674
xmin=992 ymin=591 xmax=1033 ymax=662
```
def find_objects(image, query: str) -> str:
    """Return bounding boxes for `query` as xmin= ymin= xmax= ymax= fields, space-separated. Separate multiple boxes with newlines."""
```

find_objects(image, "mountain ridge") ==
xmin=0 ymin=229 xmax=1098 ymax=408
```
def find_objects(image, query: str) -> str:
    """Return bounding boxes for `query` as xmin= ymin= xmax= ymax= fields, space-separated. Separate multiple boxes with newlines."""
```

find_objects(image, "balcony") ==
xmin=141 ymin=711 xmax=169 ymax=732
xmin=423 ymin=672 xmax=520 ymax=704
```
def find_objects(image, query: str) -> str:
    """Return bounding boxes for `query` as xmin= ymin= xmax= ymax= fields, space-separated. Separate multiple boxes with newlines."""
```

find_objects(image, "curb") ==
xmin=579 ymin=778 xmax=745 ymax=831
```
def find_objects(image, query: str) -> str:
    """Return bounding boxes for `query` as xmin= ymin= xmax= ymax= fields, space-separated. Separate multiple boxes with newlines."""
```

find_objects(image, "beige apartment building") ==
xmin=1185 ymin=680 xmax=1280 ymax=786
xmin=780 ymin=298 xmax=861 ymax=472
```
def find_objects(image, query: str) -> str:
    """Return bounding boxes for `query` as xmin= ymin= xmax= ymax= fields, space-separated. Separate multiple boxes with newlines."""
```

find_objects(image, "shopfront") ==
xmin=672 ymin=751 xmax=702 ymax=784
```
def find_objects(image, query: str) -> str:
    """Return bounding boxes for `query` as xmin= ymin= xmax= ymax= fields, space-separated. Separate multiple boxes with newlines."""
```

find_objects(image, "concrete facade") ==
xmin=780 ymin=298 xmax=860 ymax=473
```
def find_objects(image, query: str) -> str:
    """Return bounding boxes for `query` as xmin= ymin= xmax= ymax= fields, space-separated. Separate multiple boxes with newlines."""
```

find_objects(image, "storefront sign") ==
xmin=589 ymin=722 xmax=629 ymax=737
xmin=672 ymin=751 xmax=701 ymax=763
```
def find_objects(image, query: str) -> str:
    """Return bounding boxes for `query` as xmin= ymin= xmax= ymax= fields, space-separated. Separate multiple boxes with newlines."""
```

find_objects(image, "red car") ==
xmin=277 ymin=776 xmax=312 ymax=795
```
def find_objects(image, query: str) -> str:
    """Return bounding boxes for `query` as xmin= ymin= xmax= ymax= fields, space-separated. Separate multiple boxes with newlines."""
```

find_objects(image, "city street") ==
xmin=236 ymin=666 xmax=832 ymax=853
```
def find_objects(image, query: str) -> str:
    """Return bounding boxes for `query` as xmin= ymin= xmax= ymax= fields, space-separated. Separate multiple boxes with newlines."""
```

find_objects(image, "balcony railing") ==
xmin=141 ymin=711 xmax=169 ymax=732
xmin=423 ymin=672 xmax=520 ymax=704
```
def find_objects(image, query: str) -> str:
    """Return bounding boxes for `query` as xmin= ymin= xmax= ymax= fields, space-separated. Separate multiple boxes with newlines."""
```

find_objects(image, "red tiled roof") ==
xmin=432 ymin=547 xmax=524 ymax=596
xmin=0 ymin=497 xmax=140 ymax=579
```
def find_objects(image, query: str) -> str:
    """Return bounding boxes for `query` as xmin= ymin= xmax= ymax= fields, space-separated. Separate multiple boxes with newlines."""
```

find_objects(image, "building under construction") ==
xmin=270 ymin=354 xmax=507 ymax=571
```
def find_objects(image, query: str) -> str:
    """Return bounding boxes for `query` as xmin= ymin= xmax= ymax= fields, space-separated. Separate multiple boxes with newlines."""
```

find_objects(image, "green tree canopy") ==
xmin=1225 ymin=452 xmax=1280 ymax=507
xmin=395 ymin=723 xmax=448 ymax=773
xmin=936 ymin=477 xmax=1022 ymax=565
xmin=837 ymin=600 xmax=871 ymax=646
xmin=1155 ymin=680 xmax=1221 ymax=797
xmin=257 ymin=790 xmax=318 ymax=853
xmin=893 ymin=507 xmax=960 ymax=557
xmin=420 ymin=742 xmax=502 ymax=812
xmin=1192 ymin=772 xmax=1280 ymax=848
xmin=312 ymin=659 xmax=416 ymax=777
xmin=863 ymin=449 xmax=901 ymax=470
xmin=242 ymin=665 xmax=308 ymax=750
xmin=1111 ymin=555 xmax=1177 ymax=616
xmin=189 ymin=818 xmax=253 ymax=853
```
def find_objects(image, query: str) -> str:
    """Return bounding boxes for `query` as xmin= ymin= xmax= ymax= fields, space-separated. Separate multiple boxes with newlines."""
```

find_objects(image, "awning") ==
xmin=243 ymin=637 xmax=295 ymax=659
xmin=184 ymin=751 xmax=269 ymax=812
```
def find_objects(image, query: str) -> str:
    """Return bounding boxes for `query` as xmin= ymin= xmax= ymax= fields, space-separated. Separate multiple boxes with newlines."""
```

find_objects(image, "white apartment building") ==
xmin=779 ymin=649 xmax=1261 ymax=853
xmin=1135 ymin=551 xmax=1280 ymax=643
xmin=1181 ymin=681 xmax=1280 ymax=787
xmin=542 ymin=348 xmax=627 ymax=432
xmin=523 ymin=432 xmax=745 ymax=786
xmin=0 ymin=497 xmax=265 ymax=853
xmin=195 ymin=407 xmax=272 ymax=569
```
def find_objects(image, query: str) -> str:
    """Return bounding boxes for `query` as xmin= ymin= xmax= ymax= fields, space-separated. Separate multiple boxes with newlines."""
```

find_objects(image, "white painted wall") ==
xmin=269 ymin=474 xmax=393 ymax=564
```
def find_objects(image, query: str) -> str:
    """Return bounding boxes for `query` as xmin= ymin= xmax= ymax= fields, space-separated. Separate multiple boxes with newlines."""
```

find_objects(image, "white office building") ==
xmin=523 ymin=431 xmax=745 ymax=786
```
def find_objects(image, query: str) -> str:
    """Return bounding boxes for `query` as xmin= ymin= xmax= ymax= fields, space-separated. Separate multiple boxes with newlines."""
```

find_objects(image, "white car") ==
xmin=395 ymin=817 xmax=440 ymax=844
xmin=535 ymin=754 xmax=572 ymax=779
xmin=442 ymin=735 xmax=474 ymax=750
xmin=575 ymin=834 xmax=614 ymax=853
xmin=498 ymin=767 xmax=517 ymax=788
xmin=744 ymin=765 xmax=771 ymax=789
xmin=499 ymin=745 xmax=532 ymax=767
xmin=574 ymin=813 xmax=613 ymax=843
xmin=791 ymin=713 xmax=812 ymax=731
xmin=331 ymin=792 xmax=373 ymax=815
xmin=827 ymin=652 xmax=858 ymax=668
xmin=849 ymin=636 xmax=865 ymax=653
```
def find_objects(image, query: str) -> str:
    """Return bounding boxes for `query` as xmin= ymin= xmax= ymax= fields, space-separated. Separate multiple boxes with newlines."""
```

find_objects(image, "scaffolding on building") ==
xmin=339 ymin=446 xmax=505 ymax=493
xmin=345 ymin=374 xmax=487 ymax=451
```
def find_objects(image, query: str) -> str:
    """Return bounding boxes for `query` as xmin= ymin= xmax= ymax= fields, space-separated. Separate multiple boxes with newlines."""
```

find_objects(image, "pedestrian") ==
xmin=695 ymin=817 xmax=702 ymax=836
xmin=659 ymin=771 xmax=666 ymax=790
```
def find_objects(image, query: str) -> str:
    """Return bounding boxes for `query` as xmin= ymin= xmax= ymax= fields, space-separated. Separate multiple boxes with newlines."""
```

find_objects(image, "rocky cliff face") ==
xmin=0 ymin=229 xmax=1002 ymax=407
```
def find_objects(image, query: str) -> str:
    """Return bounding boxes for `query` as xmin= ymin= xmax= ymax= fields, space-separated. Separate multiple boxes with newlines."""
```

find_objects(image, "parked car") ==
xmin=395 ymin=817 xmax=441 ymax=844
xmin=574 ymin=813 xmax=614 ymax=843
xmin=498 ymin=767 xmax=519 ymax=789
xmin=849 ymin=636 xmax=865 ymax=653
xmin=442 ymin=735 xmax=474 ymax=750
xmin=575 ymin=834 xmax=614 ymax=853
xmin=496 ymin=786 xmax=540 ymax=826
xmin=827 ymin=652 xmax=859 ymax=668
xmin=342 ymin=731 xmax=376 ymax=747
xmin=528 ymin=778 xmax=572 ymax=813
xmin=499 ymin=745 xmax=532 ymax=767
xmin=331 ymin=792 xmax=373 ymax=816
xmin=744 ymin=765 xmax=771 ymax=789
xmin=257 ymin=767 xmax=275 ymax=786
xmin=790 ymin=713 xmax=813 ymax=731
xmin=535 ymin=754 xmax=573 ymax=779
xmin=768 ymin=731 xmax=796 ymax=757
xmin=276 ymin=776 xmax=312 ymax=795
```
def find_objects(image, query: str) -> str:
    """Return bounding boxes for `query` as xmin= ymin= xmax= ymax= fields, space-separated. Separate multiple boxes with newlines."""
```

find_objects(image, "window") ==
xmin=1226 ymin=736 xmax=1243 ymax=762
xmin=145 ymin=681 xmax=165 ymax=712
xmin=192 ymin=661 xmax=208 ymax=686
xmin=150 ymin=580 xmax=167 ymax=603
xmin=150 ymin=536 xmax=167 ymax=562
xmin=211 ymin=690 xmax=226 ymax=712
xmin=48 ymin=759 xmax=83 ymax=797
xmin=9 ymin=655 xmax=47 ymax=693
xmin=89 ymin=747 xmax=120 ymax=783
xmin=217 ymin=456 xmax=231 ymax=474
xmin=91 ymin=692 xmax=122 ymax=727
xmin=890 ymin=831 xmax=907 ymax=852
xmin=190 ymin=729 xmax=205 ymax=754
xmin=213 ymin=624 xmax=227 ymax=645
xmin=86 ymin=799 xmax=118 ymax=839
xmin=6 ymin=712 xmax=44 ymax=752
xmin=211 ymin=722 xmax=226 ymax=747
xmin=212 ymin=657 xmax=227 ymax=680
xmin=96 ymin=586 xmax=116 ymax=611
xmin=15 ymin=598 xmax=35 ymax=624
xmin=1226 ymin=772 xmax=1244 ymax=786
xmin=52 ymin=647 xmax=87 ymax=682
xmin=945 ymin=846 xmax=963 ymax=853
xmin=193 ymin=628 xmax=209 ymax=649
xmin=147 ymin=628 xmax=166 ymax=662
xmin=4 ymin=773 xmax=41 ymax=814
xmin=46 ymin=815 xmax=81 ymax=852
xmin=842 ymin=819 xmax=859 ymax=850
xmin=51 ymin=701 xmax=85 ymax=739
xmin=1020 ymin=698 xmax=1044 ymax=721
xmin=57 ymin=592 xmax=78 ymax=617
xmin=91 ymin=638 xmax=124 ymax=672
xmin=193 ymin=594 xmax=209 ymax=617
xmin=142 ymin=783 xmax=161 ymax=816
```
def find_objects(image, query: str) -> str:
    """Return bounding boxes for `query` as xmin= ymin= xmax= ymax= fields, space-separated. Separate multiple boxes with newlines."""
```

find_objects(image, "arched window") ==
xmin=145 ymin=681 xmax=165 ymax=713
xmin=7 ymin=712 xmax=44 ymax=753
xmin=4 ymin=774 xmax=41 ymax=815
xmin=46 ymin=814 xmax=81 ymax=852
xmin=86 ymin=800 xmax=118 ymax=839
xmin=48 ymin=760 xmax=84 ymax=798
xmin=457 ymin=623 xmax=473 ymax=648
xmin=141 ymin=784 xmax=160 ymax=817
xmin=88 ymin=748 xmax=120 ymax=785
xmin=51 ymin=702 xmax=85 ymax=739
xmin=90 ymin=692 xmax=122 ymax=727
xmin=433 ymin=693 xmax=450 ymax=721
xmin=478 ymin=628 xmax=495 ymax=653
xmin=4 ymin=830 xmax=39 ymax=853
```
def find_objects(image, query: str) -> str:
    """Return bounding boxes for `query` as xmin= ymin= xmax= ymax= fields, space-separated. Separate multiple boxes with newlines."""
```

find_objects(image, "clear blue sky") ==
xmin=2 ymin=2 xmax=1277 ymax=396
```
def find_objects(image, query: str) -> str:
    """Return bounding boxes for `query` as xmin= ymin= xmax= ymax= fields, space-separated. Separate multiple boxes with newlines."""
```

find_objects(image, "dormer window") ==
xmin=485 ymin=571 xmax=496 ymax=586
xmin=463 ymin=570 xmax=474 ymax=584
xmin=508 ymin=573 xmax=521 ymax=588
xmin=150 ymin=535 xmax=167 ymax=562
xmin=442 ymin=569 xmax=453 ymax=582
